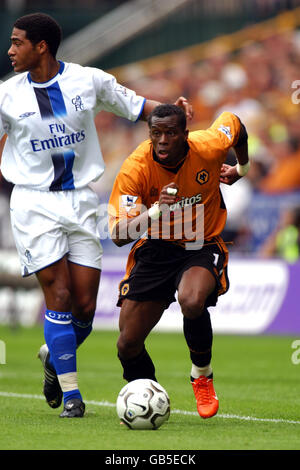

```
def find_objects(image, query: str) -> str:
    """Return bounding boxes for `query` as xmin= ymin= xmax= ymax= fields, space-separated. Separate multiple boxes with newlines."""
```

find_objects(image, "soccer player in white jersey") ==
xmin=0 ymin=12 xmax=192 ymax=417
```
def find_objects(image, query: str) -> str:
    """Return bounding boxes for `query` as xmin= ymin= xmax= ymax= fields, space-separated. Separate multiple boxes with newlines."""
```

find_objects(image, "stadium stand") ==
xmin=1 ymin=1 xmax=300 ymax=327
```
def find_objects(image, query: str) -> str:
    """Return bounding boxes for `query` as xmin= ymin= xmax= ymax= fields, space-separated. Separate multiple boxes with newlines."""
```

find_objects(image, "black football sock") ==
xmin=183 ymin=308 xmax=213 ymax=371
xmin=118 ymin=346 xmax=157 ymax=382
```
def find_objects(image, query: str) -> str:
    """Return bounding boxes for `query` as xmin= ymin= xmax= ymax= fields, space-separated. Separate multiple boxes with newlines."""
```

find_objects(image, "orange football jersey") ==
xmin=108 ymin=111 xmax=241 ymax=247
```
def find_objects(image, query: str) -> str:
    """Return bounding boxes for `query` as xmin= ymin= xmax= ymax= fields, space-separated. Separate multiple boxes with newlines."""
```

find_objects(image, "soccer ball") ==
xmin=116 ymin=379 xmax=170 ymax=430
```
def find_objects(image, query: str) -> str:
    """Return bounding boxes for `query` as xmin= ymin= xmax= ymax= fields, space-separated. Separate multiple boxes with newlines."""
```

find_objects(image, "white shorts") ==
xmin=10 ymin=185 xmax=103 ymax=277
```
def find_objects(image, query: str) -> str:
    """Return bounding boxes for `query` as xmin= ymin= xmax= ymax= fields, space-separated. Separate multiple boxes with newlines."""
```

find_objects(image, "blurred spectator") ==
xmin=220 ymin=175 xmax=253 ymax=253
xmin=258 ymin=134 xmax=300 ymax=193
xmin=260 ymin=206 xmax=300 ymax=262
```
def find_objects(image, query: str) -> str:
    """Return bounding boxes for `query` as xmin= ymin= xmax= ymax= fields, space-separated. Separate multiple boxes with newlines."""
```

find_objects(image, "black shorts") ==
xmin=118 ymin=238 xmax=229 ymax=308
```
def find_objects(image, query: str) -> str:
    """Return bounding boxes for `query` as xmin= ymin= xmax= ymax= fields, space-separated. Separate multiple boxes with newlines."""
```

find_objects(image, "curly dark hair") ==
xmin=14 ymin=13 xmax=62 ymax=58
xmin=147 ymin=104 xmax=187 ymax=131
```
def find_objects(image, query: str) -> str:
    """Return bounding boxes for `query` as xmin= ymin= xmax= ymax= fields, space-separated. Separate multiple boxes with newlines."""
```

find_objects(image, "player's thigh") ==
xmin=67 ymin=186 xmax=103 ymax=271
xmin=10 ymin=186 xmax=69 ymax=277
xmin=119 ymin=299 xmax=166 ymax=344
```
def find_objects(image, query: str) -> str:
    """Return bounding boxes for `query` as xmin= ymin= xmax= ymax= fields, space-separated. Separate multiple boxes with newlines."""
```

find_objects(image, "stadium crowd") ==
xmin=1 ymin=12 xmax=300 ymax=257
xmin=93 ymin=25 xmax=300 ymax=192
xmin=89 ymin=22 xmax=300 ymax=257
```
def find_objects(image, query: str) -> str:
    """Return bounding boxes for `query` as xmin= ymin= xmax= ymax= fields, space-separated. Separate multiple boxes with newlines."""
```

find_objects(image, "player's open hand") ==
xmin=219 ymin=163 xmax=241 ymax=185
xmin=174 ymin=96 xmax=193 ymax=121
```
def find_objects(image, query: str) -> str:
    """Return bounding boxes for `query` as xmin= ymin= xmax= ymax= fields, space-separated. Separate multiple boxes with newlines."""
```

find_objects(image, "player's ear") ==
xmin=37 ymin=40 xmax=48 ymax=55
xmin=184 ymin=129 xmax=189 ymax=140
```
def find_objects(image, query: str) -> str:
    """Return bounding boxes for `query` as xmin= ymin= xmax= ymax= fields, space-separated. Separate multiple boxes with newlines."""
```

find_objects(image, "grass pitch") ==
xmin=0 ymin=324 xmax=299 ymax=451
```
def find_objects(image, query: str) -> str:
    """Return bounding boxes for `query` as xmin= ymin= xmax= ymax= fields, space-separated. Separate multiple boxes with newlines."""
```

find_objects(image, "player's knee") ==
xmin=51 ymin=286 xmax=72 ymax=312
xmin=73 ymin=296 xmax=96 ymax=322
xmin=117 ymin=333 xmax=141 ymax=359
xmin=178 ymin=293 xmax=206 ymax=320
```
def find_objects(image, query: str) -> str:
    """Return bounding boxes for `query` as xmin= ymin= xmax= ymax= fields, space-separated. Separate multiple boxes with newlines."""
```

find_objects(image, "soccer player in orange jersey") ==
xmin=108 ymin=104 xmax=249 ymax=419
xmin=1 ymin=13 xmax=192 ymax=418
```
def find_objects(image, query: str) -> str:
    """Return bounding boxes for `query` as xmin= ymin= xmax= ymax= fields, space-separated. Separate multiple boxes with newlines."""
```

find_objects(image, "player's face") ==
xmin=149 ymin=115 xmax=188 ymax=166
xmin=8 ymin=28 xmax=42 ymax=73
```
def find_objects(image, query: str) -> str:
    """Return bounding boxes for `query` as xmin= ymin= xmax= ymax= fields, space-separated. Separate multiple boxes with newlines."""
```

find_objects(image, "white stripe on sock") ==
xmin=57 ymin=372 xmax=79 ymax=392
xmin=45 ymin=315 xmax=72 ymax=325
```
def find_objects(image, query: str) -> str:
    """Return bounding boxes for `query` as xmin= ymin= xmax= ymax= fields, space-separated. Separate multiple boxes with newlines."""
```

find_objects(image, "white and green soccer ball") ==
xmin=116 ymin=379 xmax=170 ymax=430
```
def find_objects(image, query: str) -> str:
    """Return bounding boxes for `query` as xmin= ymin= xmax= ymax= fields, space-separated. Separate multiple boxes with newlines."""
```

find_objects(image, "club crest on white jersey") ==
xmin=0 ymin=61 xmax=145 ymax=191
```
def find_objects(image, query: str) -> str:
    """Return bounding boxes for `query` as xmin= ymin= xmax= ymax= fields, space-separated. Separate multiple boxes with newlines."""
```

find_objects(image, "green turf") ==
xmin=0 ymin=324 xmax=299 ymax=450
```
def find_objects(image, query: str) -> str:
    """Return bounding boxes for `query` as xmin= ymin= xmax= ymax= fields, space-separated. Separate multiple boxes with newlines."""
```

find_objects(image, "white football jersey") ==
xmin=0 ymin=61 xmax=145 ymax=190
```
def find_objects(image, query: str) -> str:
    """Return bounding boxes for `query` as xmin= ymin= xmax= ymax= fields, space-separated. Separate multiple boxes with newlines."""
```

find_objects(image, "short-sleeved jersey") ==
xmin=108 ymin=112 xmax=241 ymax=245
xmin=0 ymin=61 xmax=145 ymax=191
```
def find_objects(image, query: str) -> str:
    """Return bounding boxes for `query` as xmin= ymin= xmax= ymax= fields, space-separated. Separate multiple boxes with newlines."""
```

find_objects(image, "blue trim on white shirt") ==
xmin=135 ymin=97 xmax=146 ymax=122
xmin=27 ymin=60 xmax=65 ymax=84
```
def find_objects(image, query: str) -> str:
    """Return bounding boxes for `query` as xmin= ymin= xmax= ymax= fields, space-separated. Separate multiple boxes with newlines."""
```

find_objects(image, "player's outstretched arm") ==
xmin=139 ymin=99 xmax=161 ymax=121
xmin=140 ymin=97 xmax=193 ymax=121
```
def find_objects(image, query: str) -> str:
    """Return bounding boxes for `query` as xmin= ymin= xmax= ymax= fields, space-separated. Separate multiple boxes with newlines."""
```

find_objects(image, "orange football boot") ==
xmin=191 ymin=375 xmax=219 ymax=419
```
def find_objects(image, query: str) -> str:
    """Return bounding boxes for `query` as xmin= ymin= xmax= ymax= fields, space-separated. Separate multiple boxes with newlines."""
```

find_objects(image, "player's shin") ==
xmin=183 ymin=309 xmax=213 ymax=379
xmin=44 ymin=310 xmax=82 ymax=404
xmin=118 ymin=346 xmax=157 ymax=382
xmin=184 ymin=309 xmax=218 ymax=418
xmin=71 ymin=314 xmax=93 ymax=348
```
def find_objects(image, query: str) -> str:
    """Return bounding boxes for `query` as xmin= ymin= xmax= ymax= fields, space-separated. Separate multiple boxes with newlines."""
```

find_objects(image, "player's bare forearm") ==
xmin=140 ymin=97 xmax=193 ymax=121
xmin=111 ymin=184 xmax=179 ymax=246
xmin=111 ymin=211 xmax=150 ymax=247
xmin=140 ymin=100 xmax=161 ymax=121
xmin=234 ymin=141 xmax=249 ymax=166
xmin=219 ymin=123 xmax=249 ymax=186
